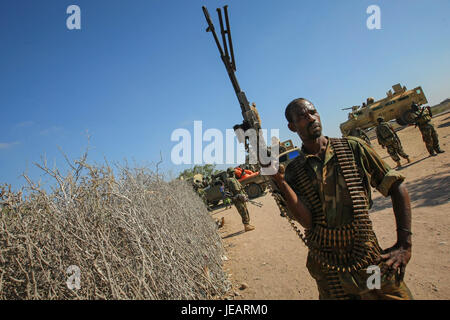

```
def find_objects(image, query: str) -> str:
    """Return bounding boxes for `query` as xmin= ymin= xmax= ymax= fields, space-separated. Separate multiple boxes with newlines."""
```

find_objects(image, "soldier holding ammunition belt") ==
xmin=270 ymin=98 xmax=413 ymax=300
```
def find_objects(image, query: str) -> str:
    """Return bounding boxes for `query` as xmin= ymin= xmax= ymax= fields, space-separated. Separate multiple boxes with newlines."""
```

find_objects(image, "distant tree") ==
xmin=178 ymin=164 xmax=221 ymax=180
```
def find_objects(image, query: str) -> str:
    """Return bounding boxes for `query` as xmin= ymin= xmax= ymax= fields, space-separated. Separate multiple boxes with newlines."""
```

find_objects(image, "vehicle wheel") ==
xmin=246 ymin=183 xmax=262 ymax=199
xmin=401 ymin=110 xmax=417 ymax=125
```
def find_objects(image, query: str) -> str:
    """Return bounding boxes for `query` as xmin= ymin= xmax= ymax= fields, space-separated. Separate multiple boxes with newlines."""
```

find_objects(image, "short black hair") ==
xmin=285 ymin=98 xmax=315 ymax=123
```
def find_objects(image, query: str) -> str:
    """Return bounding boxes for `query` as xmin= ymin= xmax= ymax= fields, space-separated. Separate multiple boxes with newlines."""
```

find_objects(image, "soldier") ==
xmin=375 ymin=116 xmax=411 ymax=167
xmin=411 ymin=103 xmax=444 ymax=156
xmin=270 ymin=98 xmax=413 ymax=300
xmin=219 ymin=181 xmax=232 ymax=209
xmin=349 ymin=127 xmax=371 ymax=145
xmin=225 ymin=167 xmax=255 ymax=232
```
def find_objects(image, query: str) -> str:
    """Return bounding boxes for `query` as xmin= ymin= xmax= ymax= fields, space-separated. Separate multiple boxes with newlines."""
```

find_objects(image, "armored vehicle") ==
xmin=203 ymin=182 xmax=224 ymax=207
xmin=203 ymin=171 xmax=227 ymax=207
xmin=277 ymin=140 xmax=301 ymax=167
xmin=340 ymin=83 xmax=428 ymax=136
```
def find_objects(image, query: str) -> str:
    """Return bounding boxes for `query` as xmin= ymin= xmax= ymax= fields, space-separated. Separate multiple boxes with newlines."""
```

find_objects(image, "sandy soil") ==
xmin=212 ymin=112 xmax=450 ymax=300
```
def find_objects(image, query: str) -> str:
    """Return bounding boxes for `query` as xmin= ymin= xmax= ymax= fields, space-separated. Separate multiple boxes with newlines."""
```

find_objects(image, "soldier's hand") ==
xmin=380 ymin=243 xmax=412 ymax=286
xmin=267 ymin=160 xmax=285 ymax=184
xmin=260 ymin=156 xmax=282 ymax=176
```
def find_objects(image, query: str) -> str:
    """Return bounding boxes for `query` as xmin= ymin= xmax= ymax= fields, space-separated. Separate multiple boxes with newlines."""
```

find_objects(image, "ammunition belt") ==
xmin=287 ymin=158 xmax=326 ymax=227
xmin=299 ymin=139 xmax=382 ymax=272
xmin=325 ymin=270 xmax=349 ymax=300
xmin=330 ymin=138 xmax=382 ymax=272
xmin=267 ymin=180 xmax=308 ymax=245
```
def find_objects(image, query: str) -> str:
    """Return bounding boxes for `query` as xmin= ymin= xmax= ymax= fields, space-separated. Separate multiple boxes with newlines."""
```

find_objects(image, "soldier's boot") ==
xmin=435 ymin=147 xmax=445 ymax=154
xmin=426 ymin=145 xmax=436 ymax=156
xmin=396 ymin=160 xmax=402 ymax=168
xmin=244 ymin=224 xmax=255 ymax=232
xmin=406 ymin=157 xmax=411 ymax=164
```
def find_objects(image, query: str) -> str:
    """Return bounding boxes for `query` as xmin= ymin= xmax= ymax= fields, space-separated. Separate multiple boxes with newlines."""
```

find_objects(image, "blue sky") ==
xmin=1 ymin=0 xmax=449 ymax=189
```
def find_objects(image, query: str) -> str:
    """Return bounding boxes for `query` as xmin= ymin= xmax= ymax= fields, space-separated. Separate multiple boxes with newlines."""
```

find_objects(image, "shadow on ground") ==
xmin=211 ymin=206 xmax=232 ymax=215
xmin=380 ymin=154 xmax=429 ymax=167
xmin=438 ymin=121 xmax=450 ymax=129
xmin=222 ymin=230 xmax=245 ymax=239
xmin=396 ymin=156 xmax=430 ymax=170
xmin=371 ymin=167 xmax=450 ymax=212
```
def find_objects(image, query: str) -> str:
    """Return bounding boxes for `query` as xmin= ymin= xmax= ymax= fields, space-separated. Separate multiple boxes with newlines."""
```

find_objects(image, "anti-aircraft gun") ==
xmin=202 ymin=6 xmax=263 ymax=159
xmin=202 ymin=6 xmax=307 ymax=243
xmin=340 ymin=83 xmax=428 ymax=136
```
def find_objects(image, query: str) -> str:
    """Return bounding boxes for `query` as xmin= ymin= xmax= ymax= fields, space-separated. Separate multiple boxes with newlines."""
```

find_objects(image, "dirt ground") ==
xmin=211 ymin=112 xmax=450 ymax=300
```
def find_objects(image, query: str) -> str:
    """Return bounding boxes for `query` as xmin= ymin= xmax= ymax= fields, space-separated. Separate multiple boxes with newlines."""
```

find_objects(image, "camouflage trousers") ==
xmin=233 ymin=199 xmax=250 ymax=225
xmin=307 ymin=255 xmax=413 ymax=300
xmin=419 ymin=124 xmax=441 ymax=154
xmin=385 ymin=140 xmax=409 ymax=162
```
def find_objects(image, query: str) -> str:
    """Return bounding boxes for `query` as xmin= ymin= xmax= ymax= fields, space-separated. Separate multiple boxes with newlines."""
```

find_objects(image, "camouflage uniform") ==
xmin=284 ymin=137 xmax=413 ymax=300
xmin=225 ymin=176 xmax=250 ymax=225
xmin=414 ymin=107 xmax=443 ymax=155
xmin=376 ymin=121 xmax=409 ymax=163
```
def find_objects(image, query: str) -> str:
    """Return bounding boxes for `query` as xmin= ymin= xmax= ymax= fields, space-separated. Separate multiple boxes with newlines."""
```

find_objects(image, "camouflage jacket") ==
xmin=284 ymin=137 xmax=405 ymax=228
xmin=376 ymin=122 xmax=397 ymax=146
xmin=414 ymin=107 xmax=432 ymax=128
xmin=225 ymin=177 xmax=245 ymax=197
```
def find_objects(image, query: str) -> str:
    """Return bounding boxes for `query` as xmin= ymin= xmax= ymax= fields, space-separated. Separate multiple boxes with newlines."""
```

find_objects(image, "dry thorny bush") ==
xmin=0 ymin=152 xmax=230 ymax=299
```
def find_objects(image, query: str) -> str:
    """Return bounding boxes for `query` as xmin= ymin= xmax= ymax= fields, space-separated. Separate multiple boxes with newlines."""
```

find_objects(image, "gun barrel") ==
xmin=202 ymin=6 xmax=225 ymax=58
xmin=202 ymin=6 xmax=269 ymax=166
xmin=223 ymin=5 xmax=236 ymax=71
xmin=216 ymin=8 xmax=230 ymax=62
xmin=202 ymin=6 xmax=213 ymax=30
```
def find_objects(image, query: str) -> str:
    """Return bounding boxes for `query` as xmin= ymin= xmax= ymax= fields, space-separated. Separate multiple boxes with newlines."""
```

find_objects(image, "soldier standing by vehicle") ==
xmin=375 ymin=116 xmax=411 ymax=167
xmin=219 ymin=181 xmax=232 ymax=209
xmin=270 ymin=98 xmax=413 ymax=300
xmin=349 ymin=127 xmax=371 ymax=145
xmin=225 ymin=167 xmax=255 ymax=232
xmin=411 ymin=103 xmax=444 ymax=156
